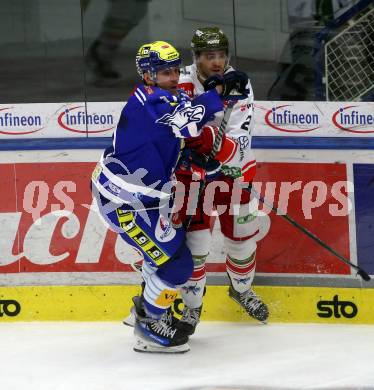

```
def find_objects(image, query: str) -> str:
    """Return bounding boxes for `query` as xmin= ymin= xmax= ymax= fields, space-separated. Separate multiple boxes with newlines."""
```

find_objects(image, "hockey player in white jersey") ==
xmin=176 ymin=27 xmax=269 ymax=335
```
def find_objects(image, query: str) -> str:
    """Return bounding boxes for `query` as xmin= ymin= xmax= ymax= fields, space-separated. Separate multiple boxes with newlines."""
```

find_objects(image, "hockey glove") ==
xmin=203 ymin=74 xmax=224 ymax=92
xmin=176 ymin=148 xmax=221 ymax=180
xmin=190 ymin=151 xmax=222 ymax=179
xmin=184 ymin=125 xmax=237 ymax=165
xmin=220 ymin=71 xmax=249 ymax=97
xmin=184 ymin=125 xmax=217 ymax=155
xmin=203 ymin=71 xmax=249 ymax=97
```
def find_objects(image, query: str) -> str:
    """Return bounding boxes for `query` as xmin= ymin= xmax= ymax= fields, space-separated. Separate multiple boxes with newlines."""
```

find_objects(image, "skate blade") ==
xmin=133 ymin=337 xmax=190 ymax=354
xmin=122 ymin=311 xmax=136 ymax=327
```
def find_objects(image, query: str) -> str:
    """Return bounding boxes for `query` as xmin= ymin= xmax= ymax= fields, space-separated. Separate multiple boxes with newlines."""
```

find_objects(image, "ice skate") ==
xmin=229 ymin=286 xmax=269 ymax=323
xmin=132 ymin=297 xmax=189 ymax=354
xmin=124 ymin=295 xmax=178 ymax=328
xmin=176 ymin=305 xmax=202 ymax=336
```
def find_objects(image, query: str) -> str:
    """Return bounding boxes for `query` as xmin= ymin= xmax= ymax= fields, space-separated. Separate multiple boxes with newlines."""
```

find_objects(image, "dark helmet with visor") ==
xmin=191 ymin=27 xmax=229 ymax=54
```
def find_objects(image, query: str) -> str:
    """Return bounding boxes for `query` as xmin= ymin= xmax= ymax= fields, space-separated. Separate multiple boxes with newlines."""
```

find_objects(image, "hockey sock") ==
xmin=179 ymin=254 xmax=207 ymax=309
xmin=143 ymin=272 xmax=178 ymax=319
xmin=226 ymin=252 xmax=256 ymax=293
xmin=141 ymin=260 xmax=157 ymax=283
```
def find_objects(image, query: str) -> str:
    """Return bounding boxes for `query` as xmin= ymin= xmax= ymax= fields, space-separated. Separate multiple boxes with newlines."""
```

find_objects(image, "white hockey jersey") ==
xmin=178 ymin=63 xmax=256 ymax=182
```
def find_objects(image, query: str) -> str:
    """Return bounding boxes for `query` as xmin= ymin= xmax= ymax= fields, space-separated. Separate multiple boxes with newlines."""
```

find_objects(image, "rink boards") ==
xmin=1 ymin=100 xmax=374 ymax=323
xmin=1 ymin=285 xmax=374 ymax=324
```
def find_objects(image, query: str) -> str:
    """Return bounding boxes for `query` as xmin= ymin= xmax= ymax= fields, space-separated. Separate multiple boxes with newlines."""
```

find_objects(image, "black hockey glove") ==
xmin=203 ymin=71 xmax=249 ymax=97
xmin=220 ymin=71 xmax=249 ymax=97
xmin=203 ymin=75 xmax=224 ymax=91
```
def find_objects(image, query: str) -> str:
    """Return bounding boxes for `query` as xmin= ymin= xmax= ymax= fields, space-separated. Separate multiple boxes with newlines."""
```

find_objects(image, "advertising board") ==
xmin=0 ymin=161 xmax=351 ymax=278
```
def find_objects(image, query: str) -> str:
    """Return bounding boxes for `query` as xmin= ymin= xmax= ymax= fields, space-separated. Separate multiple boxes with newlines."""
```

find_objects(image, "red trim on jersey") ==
xmin=178 ymin=82 xmax=194 ymax=98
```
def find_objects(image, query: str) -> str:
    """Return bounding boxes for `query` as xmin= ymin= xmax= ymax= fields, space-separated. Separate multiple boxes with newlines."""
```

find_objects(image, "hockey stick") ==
xmin=183 ymin=100 xmax=236 ymax=229
xmin=249 ymin=187 xmax=371 ymax=282
xmin=210 ymin=100 xmax=235 ymax=158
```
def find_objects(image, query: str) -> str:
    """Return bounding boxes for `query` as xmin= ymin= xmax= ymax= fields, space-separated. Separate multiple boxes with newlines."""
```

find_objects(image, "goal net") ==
xmin=324 ymin=6 xmax=374 ymax=101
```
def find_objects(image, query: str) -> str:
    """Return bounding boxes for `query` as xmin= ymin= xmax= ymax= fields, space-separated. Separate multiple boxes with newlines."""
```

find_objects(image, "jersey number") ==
xmin=241 ymin=114 xmax=252 ymax=132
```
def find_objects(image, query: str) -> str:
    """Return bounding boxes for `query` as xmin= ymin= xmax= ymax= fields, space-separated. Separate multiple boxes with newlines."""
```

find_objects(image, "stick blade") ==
xmin=357 ymin=269 xmax=371 ymax=281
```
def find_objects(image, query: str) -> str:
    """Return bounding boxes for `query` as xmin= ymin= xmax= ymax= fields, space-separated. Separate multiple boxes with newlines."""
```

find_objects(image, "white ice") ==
xmin=1 ymin=322 xmax=374 ymax=390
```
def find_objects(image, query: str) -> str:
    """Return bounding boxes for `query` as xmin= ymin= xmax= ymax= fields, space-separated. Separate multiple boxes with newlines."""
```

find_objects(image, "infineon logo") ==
xmin=57 ymin=105 xmax=115 ymax=134
xmin=0 ymin=107 xmax=43 ymax=135
xmin=332 ymin=105 xmax=374 ymax=133
xmin=265 ymin=105 xmax=320 ymax=133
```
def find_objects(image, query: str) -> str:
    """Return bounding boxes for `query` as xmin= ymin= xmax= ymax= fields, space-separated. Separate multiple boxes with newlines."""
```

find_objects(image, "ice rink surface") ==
xmin=1 ymin=322 xmax=374 ymax=390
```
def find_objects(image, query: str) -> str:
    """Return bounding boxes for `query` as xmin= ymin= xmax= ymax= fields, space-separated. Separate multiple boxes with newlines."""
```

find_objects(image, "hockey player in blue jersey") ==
xmin=91 ymin=40 xmax=245 ymax=353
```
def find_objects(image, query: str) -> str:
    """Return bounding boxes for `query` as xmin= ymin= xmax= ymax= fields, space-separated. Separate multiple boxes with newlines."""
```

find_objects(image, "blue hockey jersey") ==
xmin=92 ymin=83 xmax=223 ymax=206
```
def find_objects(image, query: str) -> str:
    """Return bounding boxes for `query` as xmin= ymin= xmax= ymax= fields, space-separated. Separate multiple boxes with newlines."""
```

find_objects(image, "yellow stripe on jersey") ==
xmin=116 ymin=208 xmax=170 ymax=266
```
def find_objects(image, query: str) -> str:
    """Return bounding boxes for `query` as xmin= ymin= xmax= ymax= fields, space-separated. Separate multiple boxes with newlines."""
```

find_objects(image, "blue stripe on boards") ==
xmin=2 ymin=136 xmax=374 ymax=151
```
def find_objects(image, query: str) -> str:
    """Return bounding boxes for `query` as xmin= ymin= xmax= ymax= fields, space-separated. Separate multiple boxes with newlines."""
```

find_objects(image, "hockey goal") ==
xmin=324 ymin=6 xmax=374 ymax=101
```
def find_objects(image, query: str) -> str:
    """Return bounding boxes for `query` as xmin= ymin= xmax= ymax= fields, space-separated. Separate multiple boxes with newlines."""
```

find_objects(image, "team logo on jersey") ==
xmin=237 ymin=135 xmax=250 ymax=150
xmin=155 ymin=215 xmax=176 ymax=242
xmin=156 ymin=104 xmax=205 ymax=130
